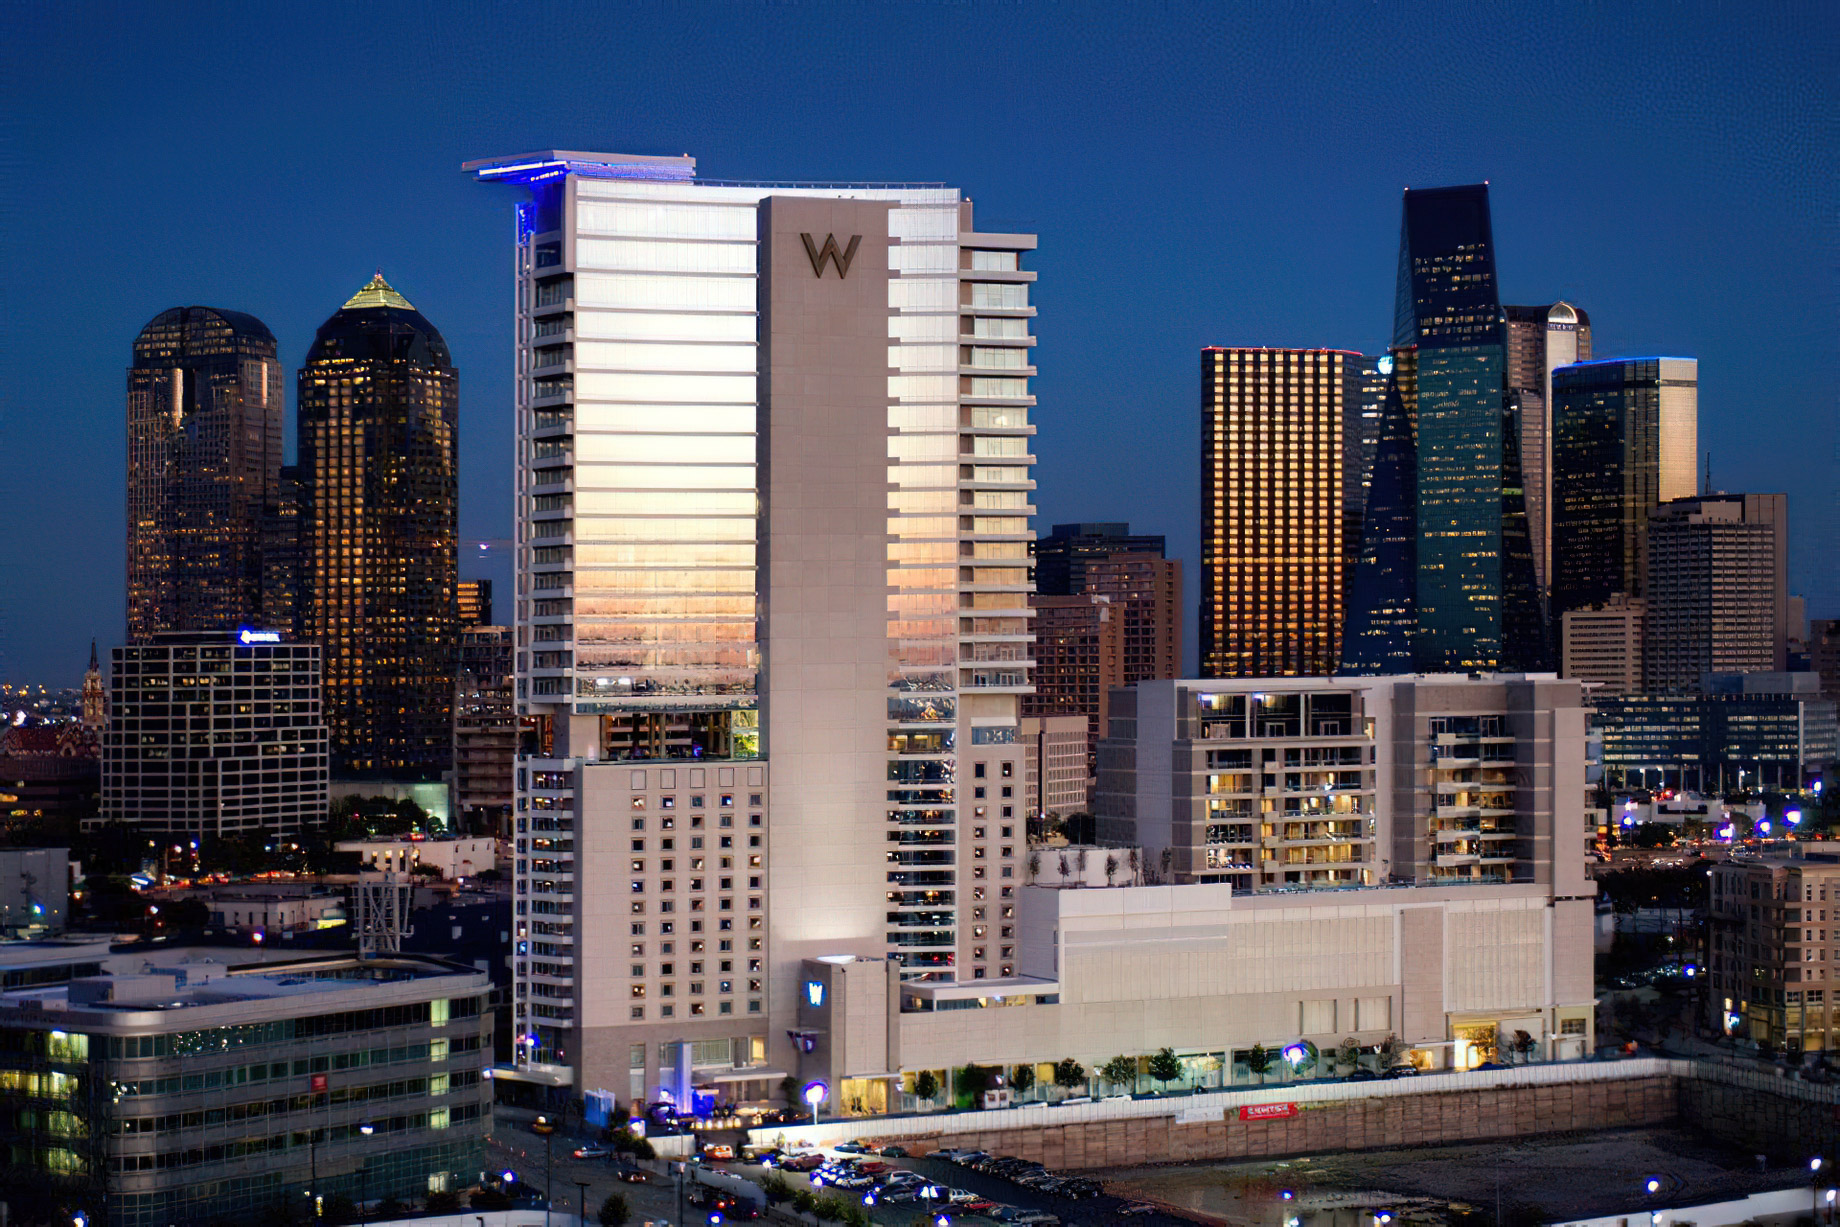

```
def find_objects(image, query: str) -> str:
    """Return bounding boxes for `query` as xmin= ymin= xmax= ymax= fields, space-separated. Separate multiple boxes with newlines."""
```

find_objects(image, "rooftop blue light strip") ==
xmin=474 ymin=158 xmax=696 ymax=185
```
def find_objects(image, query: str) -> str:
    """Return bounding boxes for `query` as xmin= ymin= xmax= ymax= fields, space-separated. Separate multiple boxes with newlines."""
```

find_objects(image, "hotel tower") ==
xmin=466 ymin=151 xmax=1038 ymax=1107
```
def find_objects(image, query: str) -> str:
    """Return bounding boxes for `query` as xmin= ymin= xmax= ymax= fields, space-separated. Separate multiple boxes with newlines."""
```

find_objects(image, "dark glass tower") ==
xmin=299 ymin=274 xmax=459 ymax=781
xmin=1346 ymin=185 xmax=1544 ymax=673
xmin=127 ymin=307 xmax=284 ymax=640
xmin=1339 ymin=354 xmax=1418 ymax=674
xmin=1035 ymin=523 xmax=1165 ymax=596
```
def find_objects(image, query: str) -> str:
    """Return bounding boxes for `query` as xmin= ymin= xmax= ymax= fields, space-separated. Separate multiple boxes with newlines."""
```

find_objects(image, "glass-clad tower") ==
xmin=298 ymin=275 xmax=459 ymax=782
xmin=466 ymin=151 xmax=1037 ymax=1104
xmin=127 ymin=307 xmax=284 ymax=640
xmin=1345 ymin=184 xmax=1543 ymax=673
xmin=1550 ymin=357 xmax=1698 ymax=619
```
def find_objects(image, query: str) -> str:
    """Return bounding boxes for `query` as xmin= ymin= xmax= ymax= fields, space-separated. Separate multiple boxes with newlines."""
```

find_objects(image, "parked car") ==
xmin=963 ymin=1200 xmax=998 ymax=1213
xmin=573 ymin=1145 xmax=614 ymax=1160
xmin=986 ymin=1208 xmax=1029 ymax=1223
xmin=1345 ymin=1068 xmax=1378 ymax=1082
xmin=1011 ymin=1213 xmax=1061 ymax=1226
xmin=782 ymin=1153 xmax=825 ymax=1172
xmin=879 ymin=1144 xmax=909 ymax=1158
xmin=954 ymin=1151 xmax=992 ymax=1166
xmin=927 ymin=1149 xmax=966 ymax=1160
xmin=612 ymin=1164 xmax=650 ymax=1184
xmin=835 ymin=1140 xmax=871 ymax=1154
xmin=884 ymin=1187 xmax=924 ymax=1203
xmin=1117 ymin=1204 xmax=1159 ymax=1216
xmin=1381 ymin=1064 xmax=1420 ymax=1079
xmin=1474 ymin=1061 xmax=1510 ymax=1071
xmin=947 ymin=1188 xmax=981 ymax=1204
xmin=702 ymin=1144 xmax=735 ymax=1161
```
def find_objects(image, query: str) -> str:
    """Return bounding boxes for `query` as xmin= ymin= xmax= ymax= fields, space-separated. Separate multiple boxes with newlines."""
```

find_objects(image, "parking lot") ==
xmin=723 ymin=1146 xmax=1196 ymax=1227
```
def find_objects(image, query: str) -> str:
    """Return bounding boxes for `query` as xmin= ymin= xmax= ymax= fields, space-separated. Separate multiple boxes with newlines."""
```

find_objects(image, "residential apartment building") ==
xmin=1085 ymin=551 xmax=1181 ymax=687
xmin=1813 ymin=619 xmax=1840 ymax=701
xmin=1550 ymin=357 xmax=1698 ymax=619
xmin=1708 ymin=853 xmax=1840 ymax=1054
xmin=457 ymin=579 xmax=494 ymax=628
xmin=465 ymin=150 xmax=1037 ymax=1101
xmin=1201 ymin=347 xmax=1374 ymax=677
xmin=101 ymin=631 xmax=329 ymax=839
xmin=1561 ymin=595 xmax=1646 ymax=693
xmin=1645 ymin=493 xmax=1789 ymax=691
xmin=0 ymin=952 xmax=489 ymax=1227
xmin=1096 ymin=674 xmax=1593 ymax=891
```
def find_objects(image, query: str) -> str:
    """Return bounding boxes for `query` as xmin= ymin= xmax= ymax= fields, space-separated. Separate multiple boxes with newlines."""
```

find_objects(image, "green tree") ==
xmin=791 ymin=1189 xmax=818 ymax=1214
xmin=1338 ymin=1037 xmax=1361 ymax=1073
xmin=1511 ymin=1030 xmax=1538 ymax=1063
xmin=1052 ymin=1058 xmax=1086 ymax=1093
xmin=1246 ymin=1044 xmax=1271 ymax=1084
xmin=956 ymin=1063 xmax=995 ymax=1106
xmin=780 ymin=1073 xmax=802 ymax=1107
xmin=1009 ymin=1063 xmax=1036 ymax=1095
xmin=599 ymin=1192 xmax=630 ymax=1226
xmin=1147 ymin=1047 xmax=1181 ymax=1091
xmin=912 ymin=1070 xmax=939 ymax=1102
xmin=1099 ymin=1054 xmax=1137 ymax=1092
xmin=761 ymin=1175 xmax=794 ymax=1204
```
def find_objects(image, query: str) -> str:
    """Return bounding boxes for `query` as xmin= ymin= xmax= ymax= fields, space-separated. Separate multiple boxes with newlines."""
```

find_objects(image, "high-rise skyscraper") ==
xmin=467 ymin=149 xmax=1037 ymax=1100
xmin=457 ymin=578 xmax=493 ymax=627
xmin=1201 ymin=347 xmax=1372 ymax=677
xmin=1034 ymin=523 xmax=1164 ymax=596
xmin=1644 ymin=493 xmax=1788 ymax=691
xmin=1504 ymin=302 xmax=1592 ymax=600
xmin=1342 ymin=184 xmax=1544 ymax=673
xmin=1022 ymin=593 xmax=1124 ymax=777
xmin=127 ymin=307 xmax=284 ymax=640
xmin=298 ymin=274 xmax=459 ymax=781
xmin=1550 ymin=357 xmax=1699 ymax=619
xmin=260 ymin=463 xmax=303 ymax=636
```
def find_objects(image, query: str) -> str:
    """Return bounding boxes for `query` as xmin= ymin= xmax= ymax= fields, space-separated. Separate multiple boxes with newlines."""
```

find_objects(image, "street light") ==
xmin=532 ymin=1114 xmax=556 ymax=1227
xmin=357 ymin=1122 xmax=374 ymax=1223
xmin=1813 ymin=1158 xmax=1826 ymax=1225
xmin=802 ymin=1080 xmax=828 ymax=1128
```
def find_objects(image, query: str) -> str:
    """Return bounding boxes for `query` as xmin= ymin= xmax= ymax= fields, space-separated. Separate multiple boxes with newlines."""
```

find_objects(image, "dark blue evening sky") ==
xmin=2 ymin=1 xmax=1834 ymax=684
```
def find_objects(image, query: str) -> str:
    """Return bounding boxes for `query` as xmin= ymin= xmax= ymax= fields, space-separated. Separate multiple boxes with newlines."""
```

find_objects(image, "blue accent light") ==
xmin=469 ymin=153 xmax=697 ymax=186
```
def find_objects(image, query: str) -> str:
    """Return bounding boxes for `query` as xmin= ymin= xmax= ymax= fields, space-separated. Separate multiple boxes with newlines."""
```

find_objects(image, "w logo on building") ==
xmin=800 ymin=232 xmax=862 ymax=279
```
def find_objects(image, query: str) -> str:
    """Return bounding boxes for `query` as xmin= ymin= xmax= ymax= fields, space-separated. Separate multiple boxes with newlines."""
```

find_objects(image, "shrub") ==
xmin=599 ymin=1192 xmax=630 ymax=1226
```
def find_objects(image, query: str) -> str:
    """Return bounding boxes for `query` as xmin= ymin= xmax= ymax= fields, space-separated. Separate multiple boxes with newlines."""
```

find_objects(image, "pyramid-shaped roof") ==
xmin=341 ymin=272 xmax=416 ymax=312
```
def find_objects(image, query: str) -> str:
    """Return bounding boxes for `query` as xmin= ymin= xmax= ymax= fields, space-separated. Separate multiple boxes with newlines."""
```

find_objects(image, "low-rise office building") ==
xmin=336 ymin=835 xmax=501 ymax=880
xmin=1020 ymin=714 xmax=1089 ymax=822
xmin=0 ymin=952 xmax=491 ymax=1227
xmin=1708 ymin=853 xmax=1840 ymax=1054
xmin=1595 ymin=672 xmax=1837 ymax=791
xmin=793 ymin=877 xmax=1596 ymax=1116
xmin=0 ymin=847 xmax=69 ymax=937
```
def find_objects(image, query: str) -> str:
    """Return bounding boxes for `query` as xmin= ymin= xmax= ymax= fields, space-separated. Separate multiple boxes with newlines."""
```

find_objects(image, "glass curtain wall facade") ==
xmin=1504 ymin=302 xmax=1592 ymax=603
xmin=469 ymin=153 xmax=1035 ymax=1083
xmin=298 ymin=277 xmax=460 ymax=782
xmin=127 ymin=307 xmax=284 ymax=641
xmin=1386 ymin=184 xmax=1544 ymax=672
xmin=1549 ymin=357 xmax=1699 ymax=620
xmin=1201 ymin=348 xmax=1357 ymax=677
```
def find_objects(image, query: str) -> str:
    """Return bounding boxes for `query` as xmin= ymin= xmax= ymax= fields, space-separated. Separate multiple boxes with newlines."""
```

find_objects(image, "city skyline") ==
xmin=3 ymin=3 xmax=1832 ymax=685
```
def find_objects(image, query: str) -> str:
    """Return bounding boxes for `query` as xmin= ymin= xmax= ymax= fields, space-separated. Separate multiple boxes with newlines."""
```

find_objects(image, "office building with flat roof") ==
xmin=1033 ymin=523 xmax=1164 ymax=597
xmin=1022 ymin=594 xmax=1122 ymax=780
xmin=466 ymin=150 xmax=1037 ymax=1104
xmin=1708 ymin=854 xmax=1840 ymax=1054
xmin=1645 ymin=493 xmax=1788 ymax=691
xmin=1550 ymin=357 xmax=1698 ymax=619
xmin=101 ymin=631 xmax=328 ymax=840
xmin=0 ymin=952 xmax=489 ymax=1227
xmin=1561 ymin=594 xmax=1646 ymax=693
xmin=1504 ymin=302 xmax=1592 ymax=601
xmin=1202 ymin=347 xmax=1374 ymax=677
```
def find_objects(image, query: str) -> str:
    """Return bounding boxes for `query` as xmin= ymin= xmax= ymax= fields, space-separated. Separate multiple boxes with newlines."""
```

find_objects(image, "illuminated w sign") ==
xmin=800 ymin=232 xmax=862 ymax=279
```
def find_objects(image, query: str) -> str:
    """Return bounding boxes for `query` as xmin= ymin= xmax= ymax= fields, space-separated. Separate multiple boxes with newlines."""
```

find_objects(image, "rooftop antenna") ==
xmin=1704 ymin=451 xmax=1712 ymax=497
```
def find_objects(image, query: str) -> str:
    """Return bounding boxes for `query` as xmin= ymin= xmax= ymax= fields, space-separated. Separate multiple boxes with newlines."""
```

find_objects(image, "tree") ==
xmin=1380 ymin=1034 xmax=1405 ymax=1067
xmin=1052 ymin=1058 xmax=1086 ymax=1093
xmin=1338 ymin=1037 xmax=1361 ymax=1074
xmin=1246 ymin=1044 xmax=1271 ymax=1084
xmin=1027 ymin=851 xmax=1041 ymax=878
xmin=1104 ymin=853 xmax=1119 ymax=884
xmin=1512 ymin=1030 xmax=1538 ymax=1063
xmin=1147 ymin=1047 xmax=1181 ymax=1091
xmin=599 ymin=1192 xmax=630 ymax=1226
xmin=1009 ymin=1063 xmax=1036 ymax=1095
xmin=1100 ymin=1054 xmax=1137 ymax=1092
xmin=912 ymin=1070 xmax=939 ymax=1103
xmin=780 ymin=1073 xmax=801 ymax=1107
xmin=956 ymin=1063 xmax=995 ymax=1107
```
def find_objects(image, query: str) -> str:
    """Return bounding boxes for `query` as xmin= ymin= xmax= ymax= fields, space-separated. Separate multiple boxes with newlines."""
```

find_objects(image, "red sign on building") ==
xmin=311 ymin=1073 xmax=327 ymax=1092
xmin=1238 ymin=1102 xmax=1298 ymax=1121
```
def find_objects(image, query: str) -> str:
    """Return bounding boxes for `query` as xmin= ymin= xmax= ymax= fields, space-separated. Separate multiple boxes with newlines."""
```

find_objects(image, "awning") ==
xmin=706 ymin=1069 xmax=788 ymax=1084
